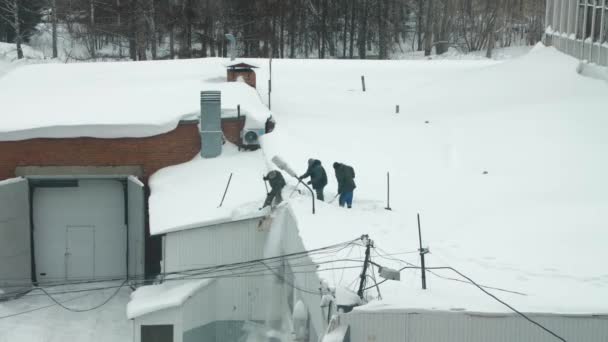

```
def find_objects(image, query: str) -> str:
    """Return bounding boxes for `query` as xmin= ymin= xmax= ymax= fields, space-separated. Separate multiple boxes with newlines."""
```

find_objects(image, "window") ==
xmin=577 ymin=0 xmax=605 ymax=41
xmin=141 ymin=325 xmax=174 ymax=342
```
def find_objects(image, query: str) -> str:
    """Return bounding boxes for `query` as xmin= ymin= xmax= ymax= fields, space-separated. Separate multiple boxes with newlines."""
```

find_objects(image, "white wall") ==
xmin=163 ymin=217 xmax=285 ymax=333
xmin=341 ymin=310 xmax=608 ymax=342
xmin=134 ymin=307 xmax=182 ymax=342
xmin=164 ymin=218 xmax=268 ymax=272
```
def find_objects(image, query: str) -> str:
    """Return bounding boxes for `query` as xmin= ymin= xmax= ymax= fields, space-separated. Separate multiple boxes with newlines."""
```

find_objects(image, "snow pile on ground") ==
xmin=149 ymin=143 xmax=271 ymax=235
xmin=0 ymin=58 xmax=270 ymax=140
xmin=0 ymin=42 xmax=48 ymax=78
xmin=394 ymin=45 xmax=533 ymax=61
xmin=0 ymin=281 xmax=131 ymax=342
xmin=126 ymin=279 xmax=213 ymax=319
xmin=259 ymin=45 xmax=608 ymax=314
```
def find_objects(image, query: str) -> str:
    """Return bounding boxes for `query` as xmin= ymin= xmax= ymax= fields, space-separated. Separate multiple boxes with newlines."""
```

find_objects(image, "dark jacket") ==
xmin=264 ymin=170 xmax=286 ymax=190
xmin=299 ymin=159 xmax=328 ymax=190
xmin=334 ymin=163 xmax=356 ymax=194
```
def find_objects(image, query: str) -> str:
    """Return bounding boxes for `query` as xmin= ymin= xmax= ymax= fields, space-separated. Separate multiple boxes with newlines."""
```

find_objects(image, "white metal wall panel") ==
xmin=128 ymin=176 xmax=146 ymax=281
xmin=0 ymin=177 xmax=31 ymax=289
xmin=134 ymin=307 xmax=182 ymax=342
xmin=341 ymin=310 xmax=608 ymax=342
xmin=164 ymin=218 xmax=268 ymax=273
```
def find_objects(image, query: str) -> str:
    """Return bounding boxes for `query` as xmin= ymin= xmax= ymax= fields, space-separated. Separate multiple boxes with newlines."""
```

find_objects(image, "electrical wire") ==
xmin=0 ymin=292 xmax=94 ymax=320
xmin=1 ymin=238 xmax=366 ymax=303
xmin=28 ymin=280 xmax=128 ymax=313
xmin=372 ymin=247 xmax=527 ymax=296
xmin=426 ymin=266 xmax=567 ymax=342
xmin=0 ymin=237 xmax=362 ymax=292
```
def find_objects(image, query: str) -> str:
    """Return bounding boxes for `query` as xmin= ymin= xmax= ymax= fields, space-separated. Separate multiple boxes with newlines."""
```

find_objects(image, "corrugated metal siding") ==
xmin=342 ymin=310 xmax=608 ymax=342
xmin=165 ymin=218 xmax=268 ymax=272
xmin=163 ymin=217 xmax=284 ymax=339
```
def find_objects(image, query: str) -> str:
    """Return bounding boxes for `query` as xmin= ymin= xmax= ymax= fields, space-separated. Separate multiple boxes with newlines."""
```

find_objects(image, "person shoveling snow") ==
xmin=333 ymin=162 xmax=356 ymax=208
xmin=298 ymin=158 xmax=328 ymax=201
xmin=261 ymin=170 xmax=286 ymax=209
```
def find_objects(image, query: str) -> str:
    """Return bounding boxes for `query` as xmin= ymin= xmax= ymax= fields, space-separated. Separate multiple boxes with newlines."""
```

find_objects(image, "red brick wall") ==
xmin=0 ymin=120 xmax=248 ymax=182
xmin=227 ymin=70 xmax=257 ymax=88
xmin=0 ymin=122 xmax=201 ymax=182
xmin=222 ymin=117 xmax=246 ymax=145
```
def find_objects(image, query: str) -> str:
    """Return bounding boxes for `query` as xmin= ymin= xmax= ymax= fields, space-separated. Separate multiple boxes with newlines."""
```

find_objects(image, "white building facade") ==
xmin=545 ymin=0 xmax=608 ymax=66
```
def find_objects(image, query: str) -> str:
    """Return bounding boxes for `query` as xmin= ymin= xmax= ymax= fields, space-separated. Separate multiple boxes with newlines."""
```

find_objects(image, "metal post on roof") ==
xmin=417 ymin=213 xmax=429 ymax=290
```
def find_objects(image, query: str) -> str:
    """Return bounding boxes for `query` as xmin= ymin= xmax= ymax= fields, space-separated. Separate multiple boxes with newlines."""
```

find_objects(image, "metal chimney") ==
xmin=200 ymin=91 xmax=222 ymax=158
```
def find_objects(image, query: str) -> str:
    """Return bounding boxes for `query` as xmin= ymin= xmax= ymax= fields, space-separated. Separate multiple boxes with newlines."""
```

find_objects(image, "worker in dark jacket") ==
xmin=262 ymin=170 xmax=286 ymax=208
xmin=333 ymin=162 xmax=356 ymax=208
xmin=298 ymin=159 xmax=328 ymax=201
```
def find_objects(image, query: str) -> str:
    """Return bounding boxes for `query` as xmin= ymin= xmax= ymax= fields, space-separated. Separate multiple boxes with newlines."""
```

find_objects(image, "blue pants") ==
xmin=339 ymin=192 xmax=353 ymax=208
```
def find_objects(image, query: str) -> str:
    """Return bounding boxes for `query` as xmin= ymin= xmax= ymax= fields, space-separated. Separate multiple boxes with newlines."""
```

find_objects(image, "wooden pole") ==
xmin=418 ymin=213 xmax=427 ymax=290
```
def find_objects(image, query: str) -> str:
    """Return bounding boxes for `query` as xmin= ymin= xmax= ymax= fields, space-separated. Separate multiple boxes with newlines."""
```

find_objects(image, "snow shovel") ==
xmin=272 ymin=155 xmax=315 ymax=214
xmin=328 ymin=193 xmax=340 ymax=204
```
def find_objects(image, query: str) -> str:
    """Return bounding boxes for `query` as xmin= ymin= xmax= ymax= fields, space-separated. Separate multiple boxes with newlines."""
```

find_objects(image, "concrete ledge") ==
xmin=16 ymin=166 xmax=144 ymax=178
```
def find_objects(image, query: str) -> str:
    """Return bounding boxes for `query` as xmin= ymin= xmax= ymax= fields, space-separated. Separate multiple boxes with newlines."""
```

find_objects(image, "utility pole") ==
xmin=357 ymin=235 xmax=372 ymax=299
xmin=417 ymin=213 xmax=429 ymax=290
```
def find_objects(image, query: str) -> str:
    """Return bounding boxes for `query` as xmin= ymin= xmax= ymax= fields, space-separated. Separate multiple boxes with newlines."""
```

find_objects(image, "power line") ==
xmin=0 ymin=292 xmax=94 ymax=320
xmin=0 ymin=238 xmax=361 ymax=292
xmin=1 ymin=238 xmax=366 ymax=305
xmin=384 ymin=264 xmax=567 ymax=342
xmin=372 ymin=247 xmax=527 ymax=296
xmin=28 ymin=280 xmax=128 ymax=313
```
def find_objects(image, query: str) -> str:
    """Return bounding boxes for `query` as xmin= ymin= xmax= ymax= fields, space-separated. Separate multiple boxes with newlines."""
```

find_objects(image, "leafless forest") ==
xmin=1 ymin=0 xmax=546 ymax=60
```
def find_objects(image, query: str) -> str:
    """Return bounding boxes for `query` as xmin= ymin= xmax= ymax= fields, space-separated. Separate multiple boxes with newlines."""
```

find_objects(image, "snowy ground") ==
xmin=260 ymin=45 xmax=608 ymax=314
xmin=1 ymin=43 xmax=607 ymax=341
xmin=0 ymin=282 xmax=132 ymax=342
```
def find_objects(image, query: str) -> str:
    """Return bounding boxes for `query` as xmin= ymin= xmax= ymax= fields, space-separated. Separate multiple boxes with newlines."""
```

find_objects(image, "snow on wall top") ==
xmin=0 ymin=58 xmax=270 ymax=141
xmin=126 ymin=279 xmax=213 ymax=319
xmin=148 ymin=143 xmax=271 ymax=236
xmin=260 ymin=45 xmax=608 ymax=315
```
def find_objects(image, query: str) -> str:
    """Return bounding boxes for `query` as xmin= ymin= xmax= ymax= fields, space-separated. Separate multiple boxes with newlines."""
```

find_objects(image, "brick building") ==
xmin=0 ymin=61 xmax=272 ymax=291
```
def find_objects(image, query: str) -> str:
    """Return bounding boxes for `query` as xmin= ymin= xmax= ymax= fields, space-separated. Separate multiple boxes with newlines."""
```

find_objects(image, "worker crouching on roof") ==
xmin=263 ymin=170 xmax=286 ymax=208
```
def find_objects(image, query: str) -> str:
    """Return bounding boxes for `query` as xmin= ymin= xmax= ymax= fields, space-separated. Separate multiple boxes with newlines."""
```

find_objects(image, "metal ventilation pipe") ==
xmin=200 ymin=91 xmax=222 ymax=158
xmin=225 ymin=33 xmax=236 ymax=61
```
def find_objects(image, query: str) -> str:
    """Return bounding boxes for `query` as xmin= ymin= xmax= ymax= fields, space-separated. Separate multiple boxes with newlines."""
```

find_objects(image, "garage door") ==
xmin=33 ymin=180 xmax=126 ymax=282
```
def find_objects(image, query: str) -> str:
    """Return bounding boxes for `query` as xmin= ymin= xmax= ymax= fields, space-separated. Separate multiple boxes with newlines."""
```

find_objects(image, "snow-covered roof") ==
xmin=0 ymin=58 xmax=270 ymax=141
xmin=148 ymin=143 xmax=271 ymax=235
xmin=259 ymin=45 xmax=608 ymax=315
xmin=126 ymin=279 xmax=213 ymax=319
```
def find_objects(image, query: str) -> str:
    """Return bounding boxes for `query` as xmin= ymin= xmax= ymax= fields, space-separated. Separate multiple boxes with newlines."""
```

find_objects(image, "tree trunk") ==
xmin=342 ymin=0 xmax=348 ymax=58
xmin=14 ymin=0 xmax=23 ymax=59
xmin=424 ymin=0 xmax=434 ymax=56
xmin=358 ymin=0 xmax=368 ymax=59
xmin=349 ymin=0 xmax=356 ymax=58
xmin=169 ymin=22 xmax=175 ymax=59
xmin=416 ymin=0 xmax=423 ymax=51
xmin=148 ymin=0 xmax=157 ymax=59
xmin=89 ymin=0 xmax=96 ymax=58
xmin=51 ymin=0 xmax=58 ymax=58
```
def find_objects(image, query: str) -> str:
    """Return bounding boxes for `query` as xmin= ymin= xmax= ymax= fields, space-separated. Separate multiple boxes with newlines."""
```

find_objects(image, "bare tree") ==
xmin=0 ymin=0 xmax=23 ymax=59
